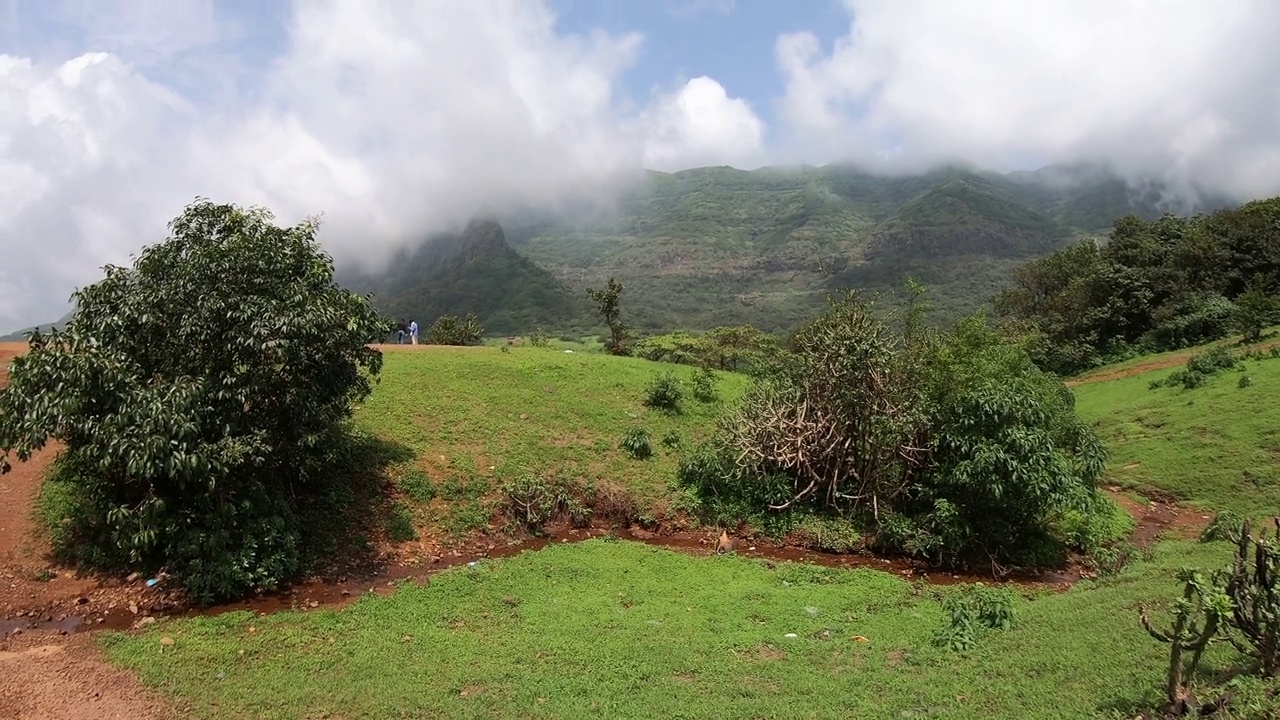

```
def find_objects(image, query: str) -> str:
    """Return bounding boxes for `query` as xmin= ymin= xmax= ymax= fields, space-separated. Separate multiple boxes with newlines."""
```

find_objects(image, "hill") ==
xmin=486 ymin=162 xmax=1228 ymax=333
xmin=341 ymin=219 xmax=589 ymax=335
xmin=94 ymin=339 xmax=1280 ymax=718
xmin=0 ymin=308 xmax=77 ymax=341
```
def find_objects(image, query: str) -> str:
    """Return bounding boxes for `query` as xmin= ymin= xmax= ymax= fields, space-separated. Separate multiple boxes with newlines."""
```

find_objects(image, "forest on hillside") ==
xmin=995 ymin=197 xmax=1280 ymax=374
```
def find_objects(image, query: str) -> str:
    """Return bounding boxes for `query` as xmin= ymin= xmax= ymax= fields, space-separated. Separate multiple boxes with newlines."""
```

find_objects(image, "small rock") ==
xmin=76 ymin=597 xmax=89 ymax=605
xmin=128 ymin=602 xmax=138 ymax=615
xmin=126 ymin=572 xmax=140 ymax=583
xmin=784 ymin=633 xmax=798 ymax=638
xmin=159 ymin=636 xmax=174 ymax=646
xmin=137 ymin=616 xmax=157 ymax=627
xmin=307 ymin=601 xmax=319 ymax=608
xmin=401 ymin=635 xmax=412 ymax=643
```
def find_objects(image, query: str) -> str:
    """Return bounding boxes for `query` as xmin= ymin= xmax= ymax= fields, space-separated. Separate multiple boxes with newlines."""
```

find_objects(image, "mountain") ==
xmin=341 ymin=218 xmax=588 ymax=335
xmin=1 ymin=309 xmax=77 ymax=342
xmin=350 ymin=162 xmax=1231 ymax=337
xmin=491 ymin=163 xmax=1222 ymax=333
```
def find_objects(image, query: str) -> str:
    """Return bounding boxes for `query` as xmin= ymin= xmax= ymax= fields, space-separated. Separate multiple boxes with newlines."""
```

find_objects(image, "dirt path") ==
xmin=1 ymin=342 xmax=167 ymax=720
xmin=1066 ymin=336 xmax=1280 ymax=387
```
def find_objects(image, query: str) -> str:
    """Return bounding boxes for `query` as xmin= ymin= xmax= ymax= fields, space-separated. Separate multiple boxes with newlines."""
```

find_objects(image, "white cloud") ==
xmin=641 ymin=76 xmax=766 ymax=171
xmin=776 ymin=0 xmax=1280 ymax=198
xmin=0 ymin=0 xmax=766 ymax=329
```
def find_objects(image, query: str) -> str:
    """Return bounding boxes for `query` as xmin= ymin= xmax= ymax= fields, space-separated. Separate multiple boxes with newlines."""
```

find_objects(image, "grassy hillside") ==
xmin=356 ymin=345 xmax=747 ymax=532
xmin=93 ymin=337 xmax=1280 ymax=718
xmin=1072 ymin=336 xmax=1280 ymax=518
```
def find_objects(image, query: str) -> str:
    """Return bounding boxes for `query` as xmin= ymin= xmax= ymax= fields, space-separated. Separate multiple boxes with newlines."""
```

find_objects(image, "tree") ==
xmin=679 ymin=288 xmax=1105 ymax=570
xmin=586 ymin=277 xmax=630 ymax=355
xmin=426 ymin=313 xmax=484 ymax=345
xmin=1233 ymin=273 xmax=1277 ymax=344
xmin=0 ymin=199 xmax=388 ymax=603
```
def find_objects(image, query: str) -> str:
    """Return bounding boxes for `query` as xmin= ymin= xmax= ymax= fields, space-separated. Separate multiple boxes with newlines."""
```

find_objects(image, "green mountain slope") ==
xmin=352 ymin=163 xmax=1227 ymax=336
xmin=344 ymin=219 xmax=588 ymax=335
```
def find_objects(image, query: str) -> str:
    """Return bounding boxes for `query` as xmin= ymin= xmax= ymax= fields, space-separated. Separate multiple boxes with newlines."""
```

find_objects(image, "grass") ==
xmin=1072 ymin=350 xmax=1280 ymax=518
xmin=102 ymin=538 xmax=1236 ymax=720
xmin=95 ymin=336 xmax=1280 ymax=717
xmin=356 ymin=346 xmax=747 ymax=531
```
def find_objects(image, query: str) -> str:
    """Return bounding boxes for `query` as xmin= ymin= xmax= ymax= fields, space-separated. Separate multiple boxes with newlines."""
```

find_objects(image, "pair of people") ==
xmin=394 ymin=319 xmax=419 ymax=345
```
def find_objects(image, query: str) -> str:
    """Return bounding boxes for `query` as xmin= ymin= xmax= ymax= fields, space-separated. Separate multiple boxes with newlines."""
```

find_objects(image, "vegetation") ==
xmin=678 ymin=288 xmax=1107 ymax=570
xmin=73 ymin=318 xmax=1280 ymax=717
xmin=585 ymin=277 xmax=630 ymax=355
xmin=329 ymin=163 xmax=1225 ymax=344
xmin=1072 ymin=344 xmax=1280 ymax=518
xmin=642 ymin=371 xmax=684 ymax=413
xmin=997 ymin=198 xmax=1280 ymax=375
xmin=339 ymin=218 xmax=587 ymax=336
xmin=427 ymin=313 xmax=485 ymax=346
xmin=0 ymin=200 xmax=387 ymax=603
xmin=101 ymin=538 xmax=1261 ymax=720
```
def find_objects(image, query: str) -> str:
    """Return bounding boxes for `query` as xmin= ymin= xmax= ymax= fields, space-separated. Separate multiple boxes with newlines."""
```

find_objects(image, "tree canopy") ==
xmin=996 ymin=198 xmax=1280 ymax=375
xmin=0 ymin=199 xmax=389 ymax=603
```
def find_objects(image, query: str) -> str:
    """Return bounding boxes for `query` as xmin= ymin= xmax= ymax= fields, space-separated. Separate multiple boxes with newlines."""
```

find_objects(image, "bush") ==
xmin=1151 ymin=346 xmax=1239 ymax=391
xmin=0 ymin=200 xmax=387 ymax=604
xmin=691 ymin=365 xmax=719 ymax=402
xmin=500 ymin=474 xmax=587 ymax=534
xmin=932 ymin=586 xmax=1018 ymax=651
xmin=643 ymin=372 xmax=684 ymax=412
xmin=426 ymin=313 xmax=484 ymax=346
xmin=681 ymin=288 xmax=1106 ymax=571
xmin=620 ymin=428 xmax=653 ymax=460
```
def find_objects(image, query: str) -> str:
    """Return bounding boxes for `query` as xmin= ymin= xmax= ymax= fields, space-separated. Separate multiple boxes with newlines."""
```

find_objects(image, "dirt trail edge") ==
xmin=0 ymin=343 xmax=170 ymax=720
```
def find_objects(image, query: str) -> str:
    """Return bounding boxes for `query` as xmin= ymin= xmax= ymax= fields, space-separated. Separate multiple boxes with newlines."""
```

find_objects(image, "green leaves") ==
xmin=0 ymin=199 xmax=388 ymax=603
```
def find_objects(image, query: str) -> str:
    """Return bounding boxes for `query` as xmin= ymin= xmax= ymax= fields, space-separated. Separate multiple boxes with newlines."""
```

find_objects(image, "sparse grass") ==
xmin=103 ymin=538 xmax=1243 ymax=720
xmin=361 ymin=346 xmax=746 ymax=513
xmin=1073 ymin=350 xmax=1280 ymax=519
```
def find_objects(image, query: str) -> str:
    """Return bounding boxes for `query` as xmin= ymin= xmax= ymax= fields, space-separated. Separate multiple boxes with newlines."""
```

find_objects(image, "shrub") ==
xmin=427 ymin=313 xmax=484 ymax=346
xmin=661 ymin=430 xmax=682 ymax=449
xmin=620 ymin=428 xmax=653 ymax=460
xmin=500 ymin=474 xmax=585 ymax=534
xmin=0 ymin=199 xmax=387 ymax=604
xmin=681 ymin=288 xmax=1106 ymax=570
xmin=528 ymin=327 xmax=550 ymax=347
xmin=643 ymin=372 xmax=684 ymax=413
xmin=691 ymin=365 xmax=719 ymax=402
xmin=1151 ymin=346 xmax=1240 ymax=391
xmin=932 ymin=586 xmax=1017 ymax=651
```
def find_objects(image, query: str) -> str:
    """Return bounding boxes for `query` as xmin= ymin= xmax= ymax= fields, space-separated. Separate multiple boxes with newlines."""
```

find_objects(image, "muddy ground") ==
xmin=0 ymin=341 xmax=1214 ymax=718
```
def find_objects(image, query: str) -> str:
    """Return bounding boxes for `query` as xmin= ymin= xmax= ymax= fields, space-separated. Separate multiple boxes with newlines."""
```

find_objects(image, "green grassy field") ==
xmin=96 ymin=342 xmax=1280 ymax=718
xmin=357 ymin=346 xmax=747 ymax=534
xmin=1072 ymin=349 xmax=1280 ymax=518
xmin=103 ymin=538 xmax=1235 ymax=720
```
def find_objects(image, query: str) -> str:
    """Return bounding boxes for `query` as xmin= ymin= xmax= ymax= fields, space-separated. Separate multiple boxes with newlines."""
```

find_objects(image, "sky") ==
xmin=1 ymin=0 xmax=1279 ymax=330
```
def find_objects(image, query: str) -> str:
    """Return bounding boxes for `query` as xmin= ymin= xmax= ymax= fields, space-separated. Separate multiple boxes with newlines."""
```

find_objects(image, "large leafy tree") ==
xmin=0 ymin=199 xmax=388 ymax=603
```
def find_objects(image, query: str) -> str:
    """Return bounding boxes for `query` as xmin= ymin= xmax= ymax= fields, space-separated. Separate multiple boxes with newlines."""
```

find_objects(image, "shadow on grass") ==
xmin=295 ymin=431 xmax=416 ymax=582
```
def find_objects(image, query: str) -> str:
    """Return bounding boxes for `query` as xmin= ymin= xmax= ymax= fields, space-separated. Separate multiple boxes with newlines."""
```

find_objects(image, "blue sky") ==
xmin=551 ymin=0 xmax=850 ymax=130
xmin=1 ymin=0 xmax=1277 ymax=328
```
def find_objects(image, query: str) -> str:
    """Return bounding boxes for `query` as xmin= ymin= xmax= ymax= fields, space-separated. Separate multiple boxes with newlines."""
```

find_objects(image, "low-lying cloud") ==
xmin=776 ymin=0 xmax=1280 ymax=199
xmin=2 ymin=0 xmax=1278 ymax=329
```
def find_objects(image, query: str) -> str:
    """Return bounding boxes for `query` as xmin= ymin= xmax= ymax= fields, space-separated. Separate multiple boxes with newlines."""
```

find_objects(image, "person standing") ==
xmin=409 ymin=319 xmax=419 ymax=345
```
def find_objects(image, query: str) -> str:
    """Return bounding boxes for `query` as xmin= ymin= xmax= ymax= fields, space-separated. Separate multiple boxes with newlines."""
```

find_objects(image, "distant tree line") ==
xmin=995 ymin=197 xmax=1280 ymax=375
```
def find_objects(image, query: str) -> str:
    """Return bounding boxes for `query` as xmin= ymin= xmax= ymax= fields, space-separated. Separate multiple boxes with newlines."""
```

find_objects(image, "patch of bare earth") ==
xmin=1066 ymin=337 xmax=1280 ymax=387
xmin=1 ymin=343 xmax=167 ymax=719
